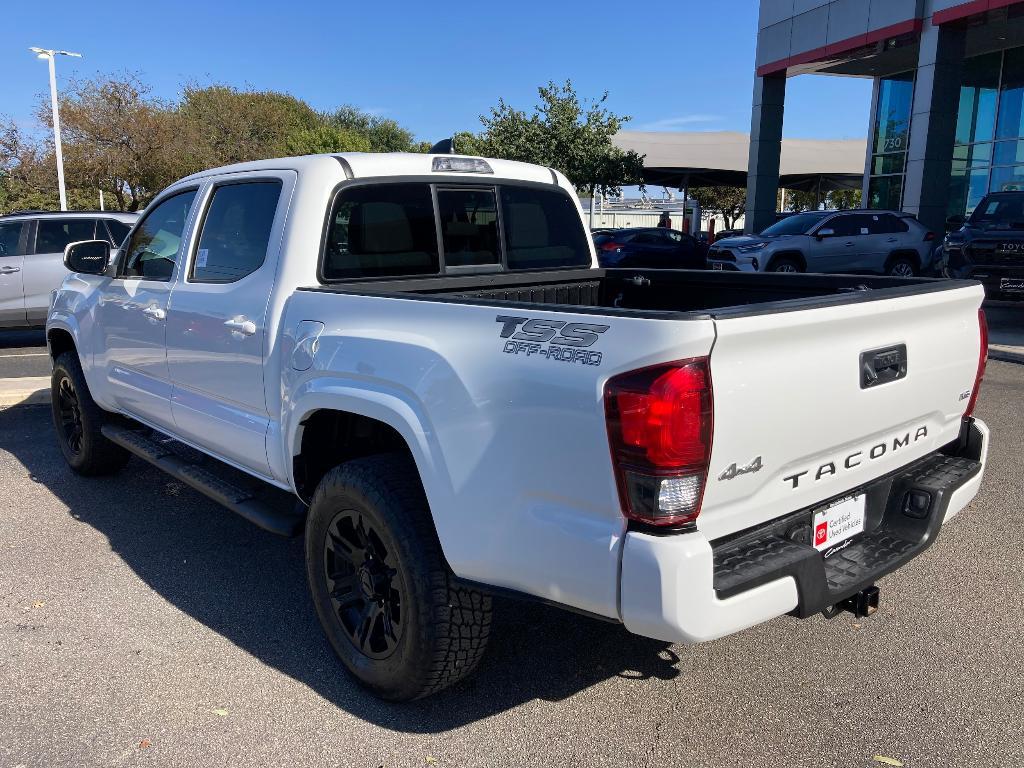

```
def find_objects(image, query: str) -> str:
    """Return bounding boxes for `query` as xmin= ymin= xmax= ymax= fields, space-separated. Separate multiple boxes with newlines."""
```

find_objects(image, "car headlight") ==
xmin=736 ymin=242 xmax=768 ymax=252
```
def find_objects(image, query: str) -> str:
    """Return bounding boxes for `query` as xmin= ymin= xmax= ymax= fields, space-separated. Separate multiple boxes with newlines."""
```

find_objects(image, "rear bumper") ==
xmin=619 ymin=418 xmax=988 ymax=644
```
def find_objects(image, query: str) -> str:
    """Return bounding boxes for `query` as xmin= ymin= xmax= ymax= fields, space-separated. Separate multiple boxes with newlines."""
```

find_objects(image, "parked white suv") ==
xmin=47 ymin=154 xmax=988 ymax=700
xmin=0 ymin=210 xmax=138 ymax=328
xmin=708 ymin=210 xmax=938 ymax=275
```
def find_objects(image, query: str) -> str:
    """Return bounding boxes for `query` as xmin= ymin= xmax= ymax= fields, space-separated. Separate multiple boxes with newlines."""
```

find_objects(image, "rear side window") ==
xmin=324 ymin=183 xmax=439 ymax=280
xmin=0 ymin=222 xmax=26 ymax=257
xmin=35 ymin=219 xmax=96 ymax=253
xmin=828 ymin=215 xmax=862 ymax=237
xmin=192 ymin=181 xmax=282 ymax=283
xmin=870 ymin=214 xmax=910 ymax=234
xmin=501 ymin=186 xmax=591 ymax=270
xmin=437 ymin=187 xmax=499 ymax=267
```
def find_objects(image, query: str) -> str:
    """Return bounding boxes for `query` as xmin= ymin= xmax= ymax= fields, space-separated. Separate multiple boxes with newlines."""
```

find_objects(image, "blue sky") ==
xmin=4 ymin=0 xmax=873 ymax=143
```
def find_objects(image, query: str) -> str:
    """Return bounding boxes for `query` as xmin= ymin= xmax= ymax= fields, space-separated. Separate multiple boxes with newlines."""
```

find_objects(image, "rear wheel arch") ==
xmin=293 ymin=408 xmax=422 ymax=503
xmin=885 ymin=250 xmax=920 ymax=275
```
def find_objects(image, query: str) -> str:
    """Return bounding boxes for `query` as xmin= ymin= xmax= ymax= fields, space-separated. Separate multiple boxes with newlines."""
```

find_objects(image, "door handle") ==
xmin=224 ymin=316 xmax=257 ymax=336
xmin=0 ymin=266 xmax=21 ymax=274
xmin=142 ymin=305 xmax=166 ymax=321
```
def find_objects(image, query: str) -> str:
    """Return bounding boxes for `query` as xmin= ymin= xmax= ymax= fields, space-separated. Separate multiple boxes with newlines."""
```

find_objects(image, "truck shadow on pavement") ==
xmin=1 ymin=405 xmax=681 ymax=732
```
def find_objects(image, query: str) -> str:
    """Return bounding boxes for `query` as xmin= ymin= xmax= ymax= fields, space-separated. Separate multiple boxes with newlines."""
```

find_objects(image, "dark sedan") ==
xmin=593 ymin=228 xmax=708 ymax=269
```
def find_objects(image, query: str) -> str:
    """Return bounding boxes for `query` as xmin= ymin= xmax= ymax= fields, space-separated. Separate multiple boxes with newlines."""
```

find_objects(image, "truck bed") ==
xmin=306 ymin=267 xmax=975 ymax=318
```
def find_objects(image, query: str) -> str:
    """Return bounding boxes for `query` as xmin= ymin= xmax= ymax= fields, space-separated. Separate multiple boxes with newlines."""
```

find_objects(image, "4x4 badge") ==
xmin=718 ymin=456 xmax=763 ymax=481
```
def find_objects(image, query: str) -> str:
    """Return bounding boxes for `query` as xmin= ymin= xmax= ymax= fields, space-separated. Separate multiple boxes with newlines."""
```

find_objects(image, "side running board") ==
xmin=101 ymin=424 xmax=303 ymax=537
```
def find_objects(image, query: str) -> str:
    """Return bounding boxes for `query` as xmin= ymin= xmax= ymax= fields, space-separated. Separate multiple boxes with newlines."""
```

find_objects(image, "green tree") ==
xmin=178 ymin=84 xmax=321 ymax=168
xmin=468 ymin=81 xmax=644 ymax=196
xmin=782 ymin=187 xmax=862 ymax=212
xmin=327 ymin=106 xmax=421 ymax=152
xmin=691 ymin=186 xmax=747 ymax=230
xmin=45 ymin=74 xmax=183 ymax=210
xmin=285 ymin=123 xmax=372 ymax=155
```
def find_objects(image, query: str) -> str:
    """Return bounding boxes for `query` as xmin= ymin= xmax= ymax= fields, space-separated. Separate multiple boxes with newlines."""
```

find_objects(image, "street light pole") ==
xmin=29 ymin=47 xmax=81 ymax=212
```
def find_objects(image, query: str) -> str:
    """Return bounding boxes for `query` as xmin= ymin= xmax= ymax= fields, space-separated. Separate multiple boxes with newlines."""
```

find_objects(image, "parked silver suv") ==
xmin=0 ymin=210 xmax=138 ymax=328
xmin=707 ymin=210 xmax=937 ymax=276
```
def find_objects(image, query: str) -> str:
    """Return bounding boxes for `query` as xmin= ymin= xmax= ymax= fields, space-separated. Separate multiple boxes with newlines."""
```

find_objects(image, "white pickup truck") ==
xmin=47 ymin=153 xmax=990 ymax=701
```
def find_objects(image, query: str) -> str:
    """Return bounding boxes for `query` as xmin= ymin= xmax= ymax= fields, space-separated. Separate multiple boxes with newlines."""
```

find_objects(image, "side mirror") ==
xmin=815 ymin=228 xmax=836 ymax=240
xmin=64 ymin=240 xmax=111 ymax=275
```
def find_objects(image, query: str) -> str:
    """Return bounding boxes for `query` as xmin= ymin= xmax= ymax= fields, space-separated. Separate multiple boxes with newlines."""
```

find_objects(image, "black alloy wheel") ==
xmin=57 ymin=375 xmax=84 ymax=456
xmin=323 ymin=508 xmax=406 ymax=659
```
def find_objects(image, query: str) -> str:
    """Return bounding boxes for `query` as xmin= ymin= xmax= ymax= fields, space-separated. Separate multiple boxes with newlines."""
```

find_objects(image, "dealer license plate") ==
xmin=1000 ymin=277 xmax=1024 ymax=293
xmin=711 ymin=262 xmax=723 ymax=270
xmin=812 ymin=494 xmax=866 ymax=554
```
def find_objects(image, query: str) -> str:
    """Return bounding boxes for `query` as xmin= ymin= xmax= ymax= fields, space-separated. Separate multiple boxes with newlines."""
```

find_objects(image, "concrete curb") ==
xmin=0 ymin=376 xmax=51 ymax=408
xmin=989 ymin=345 xmax=1024 ymax=365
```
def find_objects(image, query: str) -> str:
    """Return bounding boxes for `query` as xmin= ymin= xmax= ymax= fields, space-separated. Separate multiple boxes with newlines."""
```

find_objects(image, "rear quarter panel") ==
xmin=280 ymin=290 xmax=715 ymax=618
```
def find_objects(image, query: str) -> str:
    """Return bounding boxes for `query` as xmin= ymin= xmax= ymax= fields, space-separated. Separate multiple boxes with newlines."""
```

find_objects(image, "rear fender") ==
xmin=284 ymin=377 xmax=455 ymax=546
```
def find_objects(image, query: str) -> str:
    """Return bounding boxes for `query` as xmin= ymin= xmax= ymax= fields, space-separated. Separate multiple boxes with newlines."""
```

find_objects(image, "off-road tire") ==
xmin=51 ymin=351 xmax=130 ymax=476
xmin=305 ymin=454 xmax=492 ymax=700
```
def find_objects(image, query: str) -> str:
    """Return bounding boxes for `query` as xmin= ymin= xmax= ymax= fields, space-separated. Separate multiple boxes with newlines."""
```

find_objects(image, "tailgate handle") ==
xmin=860 ymin=344 xmax=907 ymax=389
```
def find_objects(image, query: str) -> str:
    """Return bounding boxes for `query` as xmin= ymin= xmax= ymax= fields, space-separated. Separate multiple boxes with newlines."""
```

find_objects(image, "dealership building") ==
xmin=748 ymin=0 xmax=1024 ymax=234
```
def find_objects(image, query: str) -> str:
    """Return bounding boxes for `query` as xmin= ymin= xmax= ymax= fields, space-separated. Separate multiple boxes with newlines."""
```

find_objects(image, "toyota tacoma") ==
xmin=47 ymin=152 xmax=990 ymax=700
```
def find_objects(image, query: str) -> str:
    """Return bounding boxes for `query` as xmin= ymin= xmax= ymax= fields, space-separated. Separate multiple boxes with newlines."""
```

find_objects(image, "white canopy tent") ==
xmin=612 ymin=130 xmax=868 ymax=194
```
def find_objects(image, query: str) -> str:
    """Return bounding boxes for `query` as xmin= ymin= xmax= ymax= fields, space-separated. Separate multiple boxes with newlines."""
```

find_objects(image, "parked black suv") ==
xmin=940 ymin=191 xmax=1024 ymax=298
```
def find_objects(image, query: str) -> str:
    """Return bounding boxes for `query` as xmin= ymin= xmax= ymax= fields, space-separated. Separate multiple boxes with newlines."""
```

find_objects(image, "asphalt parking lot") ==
xmin=0 ymin=353 xmax=1022 ymax=767
xmin=0 ymin=330 xmax=49 ymax=379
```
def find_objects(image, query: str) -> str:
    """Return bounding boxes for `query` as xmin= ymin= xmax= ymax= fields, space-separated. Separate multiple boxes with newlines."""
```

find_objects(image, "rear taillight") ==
xmin=605 ymin=359 xmax=713 ymax=527
xmin=600 ymin=241 xmax=623 ymax=251
xmin=925 ymin=231 xmax=936 ymax=242
xmin=964 ymin=309 xmax=988 ymax=419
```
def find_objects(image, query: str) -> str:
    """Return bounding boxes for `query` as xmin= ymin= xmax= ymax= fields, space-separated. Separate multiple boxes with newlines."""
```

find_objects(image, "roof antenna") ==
xmin=429 ymin=137 xmax=455 ymax=154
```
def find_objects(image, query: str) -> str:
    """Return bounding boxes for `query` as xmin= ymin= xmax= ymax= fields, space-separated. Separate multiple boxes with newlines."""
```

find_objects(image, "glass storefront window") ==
xmin=872 ymin=72 xmax=915 ymax=155
xmin=956 ymin=52 xmax=1001 ymax=145
xmin=868 ymin=176 xmax=904 ymax=211
xmin=949 ymin=48 xmax=1024 ymax=221
xmin=868 ymin=72 xmax=914 ymax=210
xmin=996 ymin=48 xmax=1024 ymax=139
xmin=993 ymin=139 xmax=1024 ymax=165
xmin=989 ymin=164 xmax=1024 ymax=193
xmin=872 ymin=153 xmax=908 ymax=175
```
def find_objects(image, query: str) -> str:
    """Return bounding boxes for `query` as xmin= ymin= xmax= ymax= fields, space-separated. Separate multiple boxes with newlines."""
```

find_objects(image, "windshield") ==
xmin=760 ymin=213 xmax=827 ymax=236
xmin=968 ymin=195 xmax=1024 ymax=228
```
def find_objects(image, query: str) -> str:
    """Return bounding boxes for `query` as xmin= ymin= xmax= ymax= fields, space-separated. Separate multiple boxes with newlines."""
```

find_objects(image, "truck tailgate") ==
xmin=699 ymin=284 xmax=985 ymax=541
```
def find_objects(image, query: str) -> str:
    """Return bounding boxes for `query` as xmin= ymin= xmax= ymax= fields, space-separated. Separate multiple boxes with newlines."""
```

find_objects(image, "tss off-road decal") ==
xmin=496 ymin=315 xmax=608 ymax=366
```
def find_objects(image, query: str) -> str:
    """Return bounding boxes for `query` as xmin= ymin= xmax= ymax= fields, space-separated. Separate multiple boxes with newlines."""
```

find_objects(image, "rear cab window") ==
xmin=321 ymin=181 xmax=591 ymax=281
xmin=323 ymin=183 xmax=439 ymax=280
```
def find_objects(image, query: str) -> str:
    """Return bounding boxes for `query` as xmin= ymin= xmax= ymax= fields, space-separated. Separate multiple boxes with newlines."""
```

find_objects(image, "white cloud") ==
xmin=631 ymin=114 xmax=724 ymax=131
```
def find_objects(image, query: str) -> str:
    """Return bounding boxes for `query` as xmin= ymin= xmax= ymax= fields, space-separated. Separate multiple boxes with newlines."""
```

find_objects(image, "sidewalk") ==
xmin=0 ymin=376 xmax=50 ymax=408
xmin=985 ymin=301 xmax=1024 ymax=364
